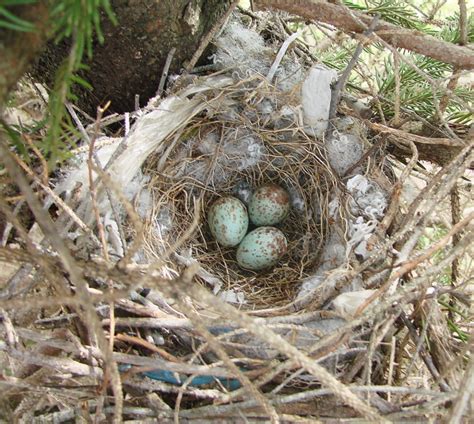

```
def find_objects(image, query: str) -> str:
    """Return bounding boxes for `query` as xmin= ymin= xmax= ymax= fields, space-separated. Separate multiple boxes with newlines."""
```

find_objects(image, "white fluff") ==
xmin=347 ymin=174 xmax=387 ymax=220
xmin=332 ymin=289 xmax=377 ymax=317
xmin=213 ymin=20 xmax=304 ymax=92
xmin=345 ymin=175 xmax=387 ymax=258
xmin=297 ymin=230 xmax=346 ymax=299
xmin=326 ymin=132 xmax=364 ymax=176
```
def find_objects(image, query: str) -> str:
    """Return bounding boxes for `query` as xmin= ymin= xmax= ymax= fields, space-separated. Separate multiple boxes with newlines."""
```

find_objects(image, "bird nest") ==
xmin=140 ymin=76 xmax=336 ymax=308
xmin=1 ymin=8 xmax=471 ymax=424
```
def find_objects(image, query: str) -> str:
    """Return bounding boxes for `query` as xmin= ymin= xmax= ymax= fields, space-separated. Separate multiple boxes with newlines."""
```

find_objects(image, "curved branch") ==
xmin=255 ymin=0 xmax=474 ymax=69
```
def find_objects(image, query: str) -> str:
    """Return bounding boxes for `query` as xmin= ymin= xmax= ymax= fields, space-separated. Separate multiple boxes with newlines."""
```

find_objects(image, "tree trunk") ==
xmin=0 ymin=3 xmax=51 ymax=106
xmin=33 ymin=0 xmax=232 ymax=115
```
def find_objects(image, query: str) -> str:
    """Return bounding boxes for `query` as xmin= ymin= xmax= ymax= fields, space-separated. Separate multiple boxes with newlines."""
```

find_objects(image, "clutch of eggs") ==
xmin=208 ymin=184 xmax=290 ymax=271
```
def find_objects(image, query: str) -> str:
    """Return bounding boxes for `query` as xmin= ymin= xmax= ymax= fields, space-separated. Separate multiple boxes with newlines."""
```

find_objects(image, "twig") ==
xmin=174 ymin=384 xmax=450 ymax=419
xmin=449 ymin=184 xmax=463 ymax=319
xmin=267 ymin=30 xmax=301 ymax=83
xmin=156 ymin=268 xmax=386 ymax=422
xmin=393 ymin=51 xmax=401 ymax=126
xmin=124 ymin=375 xmax=227 ymax=401
xmin=329 ymin=14 xmax=380 ymax=122
xmin=458 ymin=0 xmax=468 ymax=46
xmin=399 ymin=312 xmax=451 ymax=392
xmin=175 ymin=295 xmax=281 ymax=424
xmin=90 ymin=164 xmax=144 ymax=268
xmin=156 ymin=47 xmax=176 ymax=97
xmin=0 ymin=343 xmax=103 ymax=377
xmin=113 ymin=333 xmax=180 ymax=363
xmin=393 ymin=211 xmax=473 ymax=279
xmin=447 ymin=343 xmax=474 ymax=423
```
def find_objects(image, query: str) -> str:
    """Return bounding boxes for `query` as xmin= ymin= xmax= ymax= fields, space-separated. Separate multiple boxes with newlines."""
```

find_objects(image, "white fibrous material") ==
xmin=347 ymin=175 xmax=387 ymax=220
xmin=53 ymin=75 xmax=235 ymax=227
xmin=347 ymin=217 xmax=376 ymax=259
xmin=332 ymin=289 xmax=376 ymax=317
xmin=181 ymin=129 xmax=266 ymax=185
xmin=334 ymin=116 xmax=355 ymax=132
xmin=301 ymin=65 xmax=338 ymax=137
xmin=124 ymin=173 xmax=151 ymax=219
xmin=326 ymin=132 xmax=364 ymax=176
xmin=53 ymin=140 xmax=119 ymax=205
xmin=298 ymin=275 xmax=325 ymax=300
xmin=219 ymin=290 xmax=247 ymax=305
xmin=328 ymin=198 xmax=339 ymax=219
xmin=346 ymin=175 xmax=387 ymax=259
xmin=275 ymin=60 xmax=304 ymax=92
xmin=213 ymin=21 xmax=269 ymax=77
xmin=227 ymin=134 xmax=264 ymax=170
xmin=318 ymin=230 xmax=346 ymax=272
xmin=103 ymin=212 xmax=124 ymax=257
xmin=297 ymin=231 xmax=346 ymax=299
xmin=196 ymin=131 xmax=219 ymax=155
xmin=298 ymin=175 xmax=387 ymax=298
xmin=213 ymin=20 xmax=304 ymax=92
xmin=257 ymin=99 xmax=275 ymax=115
xmin=287 ymin=185 xmax=305 ymax=214
xmin=232 ymin=181 xmax=253 ymax=205
xmin=278 ymin=104 xmax=297 ymax=128
xmin=154 ymin=206 xmax=173 ymax=240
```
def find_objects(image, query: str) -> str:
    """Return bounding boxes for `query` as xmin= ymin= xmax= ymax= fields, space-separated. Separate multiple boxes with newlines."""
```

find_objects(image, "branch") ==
xmin=328 ymin=14 xmax=380 ymax=124
xmin=254 ymin=0 xmax=474 ymax=69
xmin=366 ymin=121 xmax=467 ymax=166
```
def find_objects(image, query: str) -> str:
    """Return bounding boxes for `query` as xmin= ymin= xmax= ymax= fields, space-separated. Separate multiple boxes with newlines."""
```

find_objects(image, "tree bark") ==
xmin=0 ymin=3 xmax=52 ymax=106
xmin=33 ymin=0 xmax=232 ymax=115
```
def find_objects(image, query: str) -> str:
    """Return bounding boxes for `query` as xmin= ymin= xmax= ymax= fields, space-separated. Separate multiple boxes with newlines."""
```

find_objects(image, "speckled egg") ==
xmin=208 ymin=197 xmax=249 ymax=247
xmin=236 ymin=227 xmax=287 ymax=271
xmin=248 ymin=184 xmax=290 ymax=226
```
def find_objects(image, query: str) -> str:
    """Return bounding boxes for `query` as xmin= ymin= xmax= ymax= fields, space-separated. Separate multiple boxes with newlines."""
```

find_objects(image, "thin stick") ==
xmin=399 ymin=312 xmax=451 ymax=392
xmin=447 ymin=346 xmax=474 ymax=423
xmin=393 ymin=51 xmax=401 ymax=127
xmin=267 ymin=30 xmax=301 ymax=83
xmin=156 ymin=47 xmax=176 ymax=97
xmin=327 ymin=14 xmax=380 ymax=126
xmin=458 ymin=0 xmax=468 ymax=46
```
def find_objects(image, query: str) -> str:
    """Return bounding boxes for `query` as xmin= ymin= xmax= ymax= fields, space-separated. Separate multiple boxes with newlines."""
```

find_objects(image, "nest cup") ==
xmin=142 ymin=76 xmax=336 ymax=307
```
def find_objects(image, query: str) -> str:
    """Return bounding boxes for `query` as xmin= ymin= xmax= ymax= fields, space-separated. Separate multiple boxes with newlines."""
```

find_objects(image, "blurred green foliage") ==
xmin=1 ymin=0 xmax=116 ymax=166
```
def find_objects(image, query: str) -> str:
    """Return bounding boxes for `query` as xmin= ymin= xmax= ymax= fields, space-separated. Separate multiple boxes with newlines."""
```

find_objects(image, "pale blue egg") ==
xmin=208 ymin=197 xmax=249 ymax=247
xmin=236 ymin=227 xmax=287 ymax=271
xmin=249 ymin=184 xmax=290 ymax=226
